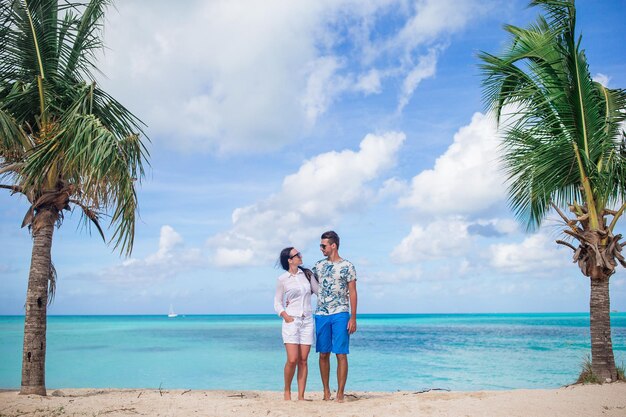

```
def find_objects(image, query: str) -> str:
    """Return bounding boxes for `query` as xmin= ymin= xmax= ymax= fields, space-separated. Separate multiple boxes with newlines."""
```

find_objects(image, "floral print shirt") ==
xmin=312 ymin=258 xmax=357 ymax=315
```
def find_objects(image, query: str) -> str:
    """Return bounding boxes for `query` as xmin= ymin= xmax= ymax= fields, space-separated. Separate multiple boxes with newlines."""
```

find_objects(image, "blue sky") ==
xmin=1 ymin=0 xmax=625 ymax=315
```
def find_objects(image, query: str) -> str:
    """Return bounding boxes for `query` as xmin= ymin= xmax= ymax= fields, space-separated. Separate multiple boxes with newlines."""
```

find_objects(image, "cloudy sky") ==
xmin=1 ymin=0 xmax=625 ymax=315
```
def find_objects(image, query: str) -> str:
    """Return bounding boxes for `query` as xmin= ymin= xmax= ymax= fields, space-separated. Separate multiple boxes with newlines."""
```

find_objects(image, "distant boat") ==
xmin=168 ymin=304 xmax=178 ymax=318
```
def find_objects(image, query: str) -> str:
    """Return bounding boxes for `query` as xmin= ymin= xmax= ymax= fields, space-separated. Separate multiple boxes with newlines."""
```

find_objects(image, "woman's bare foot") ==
xmin=323 ymin=390 xmax=332 ymax=401
xmin=284 ymin=391 xmax=291 ymax=401
xmin=336 ymin=394 xmax=344 ymax=403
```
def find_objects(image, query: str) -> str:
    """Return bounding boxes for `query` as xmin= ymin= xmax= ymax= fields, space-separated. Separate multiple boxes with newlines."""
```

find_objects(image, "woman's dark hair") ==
xmin=278 ymin=246 xmax=313 ymax=283
xmin=279 ymin=247 xmax=294 ymax=271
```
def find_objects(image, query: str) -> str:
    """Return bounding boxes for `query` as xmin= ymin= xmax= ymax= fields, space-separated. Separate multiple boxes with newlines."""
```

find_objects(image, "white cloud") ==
xmin=467 ymin=218 xmax=519 ymax=237
xmin=397 ymin=48 xmax=439 ymax=112
xmin=398 ymin=112 xmax=506 ymax=215
xmin=99 ymin=1 xmax=328 ymax=153
xmin=377 ymin=177 xmax=409 ymax=199
xmin=97 ymin=0 xmax=491 ymax=154
xmin=213 ymin=248 xmax=255 ymax=268
xmin=394 ymin=0 xmax=488 ymax=49
xmin=391 ymin=218 xmax=471 ymax=263
xmin=301 ymin=56 xmax=348 ymax=126
xmin=107 ymin=226 xmax=204 ymax=283
xmin=387 ymin=110 xmax=519 ymax=266
xmin=490 ymin=218 xmax=519 ymax=235
xmin=355 ymin=69 xmax=383 ymax=95
xmin=387 ymin=0 xmax=493 ymax=111
xmin=210 ymin=132 xmax=406 ymax=266
xmin=150 ymin=225 xmax=183 ymax=262
xmin=363 ymin=267 xmax=423 ymax=293
xmin=489 ymin=233 xmax=568 ymax=274
xmin=593 ymin=73 xmax=610 ymax=87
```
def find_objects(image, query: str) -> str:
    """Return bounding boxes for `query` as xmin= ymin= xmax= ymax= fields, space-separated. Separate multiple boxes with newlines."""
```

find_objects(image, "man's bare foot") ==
xmin=323 ymin=390 xmax=332 ymax=401
xmin=284 ymin=391 xmax=291 ymax=401
xmin=336 ymin=393 xmax=345 ymax=403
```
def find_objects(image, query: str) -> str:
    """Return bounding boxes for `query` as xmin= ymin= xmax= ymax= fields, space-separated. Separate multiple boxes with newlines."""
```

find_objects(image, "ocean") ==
xmin=1 ymin=313 xmax=625 ymax=392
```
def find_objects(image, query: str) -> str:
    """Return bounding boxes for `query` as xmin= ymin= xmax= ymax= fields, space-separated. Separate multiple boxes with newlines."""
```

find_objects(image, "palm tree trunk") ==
xmin=589 ymin=273 xmax=617 ymax=382
xmin=20 ymin=209 xmax=56 ymax=396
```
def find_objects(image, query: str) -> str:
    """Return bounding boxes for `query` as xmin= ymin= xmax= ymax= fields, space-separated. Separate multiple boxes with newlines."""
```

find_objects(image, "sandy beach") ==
xmin=0 ymin=383 xmax=624 ymax=417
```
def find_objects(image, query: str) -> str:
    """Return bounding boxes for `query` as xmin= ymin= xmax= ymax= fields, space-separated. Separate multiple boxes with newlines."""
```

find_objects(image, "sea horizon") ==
xmin=2 ymin=313 xmax=625 ymax=392
xmin=1 ymin=311 xmax=615 ymax=317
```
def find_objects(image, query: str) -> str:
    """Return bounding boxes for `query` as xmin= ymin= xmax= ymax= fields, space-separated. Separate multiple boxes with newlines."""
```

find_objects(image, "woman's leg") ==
xmin=284 ymin=343 xmax=300 ymax=400
xmin=296 ymin=344 xmax=311 ymax=400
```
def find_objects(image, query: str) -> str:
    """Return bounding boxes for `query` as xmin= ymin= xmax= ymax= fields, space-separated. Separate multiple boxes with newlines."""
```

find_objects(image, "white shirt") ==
xmin=274 ymin=269 xmax=318 ymax=317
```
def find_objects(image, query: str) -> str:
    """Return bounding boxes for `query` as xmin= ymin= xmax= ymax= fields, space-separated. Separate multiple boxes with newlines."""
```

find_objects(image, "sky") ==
xmin=1 ymin=0 xmax=625 ymax=315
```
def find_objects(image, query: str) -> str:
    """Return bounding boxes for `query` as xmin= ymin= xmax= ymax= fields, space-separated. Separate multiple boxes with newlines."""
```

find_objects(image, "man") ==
xmin=312 ymin=230 xmax=357 ymax=402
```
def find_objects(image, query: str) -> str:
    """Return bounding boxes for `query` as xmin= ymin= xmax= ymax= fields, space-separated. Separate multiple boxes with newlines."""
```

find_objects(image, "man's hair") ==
xmin=321 ymin=230 xmax=340 ymax=248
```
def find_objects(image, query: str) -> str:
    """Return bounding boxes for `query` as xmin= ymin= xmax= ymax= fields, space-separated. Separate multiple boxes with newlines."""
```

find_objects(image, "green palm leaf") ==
xmin=479 ymin=0 xmax=625 ymax=231
xmin=1 ymin=0 xmax=149 ymax=254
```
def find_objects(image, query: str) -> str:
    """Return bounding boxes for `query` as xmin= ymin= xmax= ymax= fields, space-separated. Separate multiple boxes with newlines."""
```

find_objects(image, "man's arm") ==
xmin=347 ymin=280 xmax=357 ymax=334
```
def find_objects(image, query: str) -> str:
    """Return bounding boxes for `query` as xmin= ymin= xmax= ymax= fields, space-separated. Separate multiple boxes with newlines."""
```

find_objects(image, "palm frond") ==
xmin=61 ymin=0 xmax=110 ymax=80
xmin=69 ymin=198 xmax=105 ymax=242
xmin=0 ymin=107 xmax=30 ymax=157
xmin=1 ymin=0 xmax=149 ymax=256
xmin=479 ymin=0 xmax=625 ymax=230
xmin=500 ymin=125 xmax=581 ymax=230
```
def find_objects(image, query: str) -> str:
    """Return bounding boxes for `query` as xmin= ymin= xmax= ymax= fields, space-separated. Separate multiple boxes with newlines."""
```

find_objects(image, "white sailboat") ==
xmin=168 ymin=304 xmax=178 ymax=318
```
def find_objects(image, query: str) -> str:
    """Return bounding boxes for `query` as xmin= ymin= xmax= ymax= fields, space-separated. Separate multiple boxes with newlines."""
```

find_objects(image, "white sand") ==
xmin=1 ymin=383 xmax=625 ymax=417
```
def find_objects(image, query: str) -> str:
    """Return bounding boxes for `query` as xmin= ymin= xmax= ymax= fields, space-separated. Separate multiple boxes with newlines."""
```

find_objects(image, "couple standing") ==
xmin=273 ymin=230 xmax=358 ymax=402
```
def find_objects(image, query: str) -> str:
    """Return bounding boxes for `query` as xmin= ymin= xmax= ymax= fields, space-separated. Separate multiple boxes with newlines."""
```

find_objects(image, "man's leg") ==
xmin=315 ymin=315 xmax=333 ymax=400
xmin=331 ymin=312 xmax=351 ymax=402
xmin=336 ymin=353 xmax=348 ymax=402
xmin=319 ymin=352 xmax=331 ymax=400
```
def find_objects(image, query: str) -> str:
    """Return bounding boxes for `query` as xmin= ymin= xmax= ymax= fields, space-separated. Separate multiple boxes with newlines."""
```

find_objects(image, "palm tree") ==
xmin=479 ymin=0 xmax=626 ymax=382
xmin=0 ymin=0 xmax=148 ymax=395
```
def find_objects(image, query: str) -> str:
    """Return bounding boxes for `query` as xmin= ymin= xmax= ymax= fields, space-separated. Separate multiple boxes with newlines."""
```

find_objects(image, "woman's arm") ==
xmin=274 ymin=279 xmax=293 ymax=322
xmin=310 ymin=274 xmax=319 ymax=295
xmin=273 ymin=279 xmax=285 ymax=316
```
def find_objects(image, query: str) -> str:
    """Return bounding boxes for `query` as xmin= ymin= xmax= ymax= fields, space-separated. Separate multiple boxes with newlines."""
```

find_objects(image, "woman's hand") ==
xmin=281 ymin=311 xmax=294 ymax=323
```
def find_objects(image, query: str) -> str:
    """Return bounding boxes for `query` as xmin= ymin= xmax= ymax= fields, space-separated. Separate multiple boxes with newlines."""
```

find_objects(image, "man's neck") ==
xmin=327 ymin=252 xmax=341 ymax=263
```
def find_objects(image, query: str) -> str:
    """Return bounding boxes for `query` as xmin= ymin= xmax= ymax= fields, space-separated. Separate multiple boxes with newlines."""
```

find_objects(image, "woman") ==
xmin=274 ymin=247 xmax=318 ymax=401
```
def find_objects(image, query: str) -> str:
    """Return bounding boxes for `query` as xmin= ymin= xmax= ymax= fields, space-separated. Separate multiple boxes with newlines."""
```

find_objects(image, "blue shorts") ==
xmin=315 ymin=312 xmax=350 ymax=354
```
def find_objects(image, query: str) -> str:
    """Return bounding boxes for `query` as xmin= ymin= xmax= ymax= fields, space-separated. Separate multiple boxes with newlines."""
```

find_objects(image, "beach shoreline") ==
xmin=1 ymin=383 xmax=624 ymax=417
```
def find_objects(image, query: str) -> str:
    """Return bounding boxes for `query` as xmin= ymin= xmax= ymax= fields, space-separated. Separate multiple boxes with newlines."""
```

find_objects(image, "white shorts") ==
xmin=282 ymin=315 xmax=314 ymax=345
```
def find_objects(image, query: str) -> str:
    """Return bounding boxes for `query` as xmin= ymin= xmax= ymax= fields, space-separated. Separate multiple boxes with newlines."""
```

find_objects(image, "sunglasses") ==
xmin=320 ymin=244 xmax=330 ymax=249
xmin=289 ymin=252 xmax=302 ymax=259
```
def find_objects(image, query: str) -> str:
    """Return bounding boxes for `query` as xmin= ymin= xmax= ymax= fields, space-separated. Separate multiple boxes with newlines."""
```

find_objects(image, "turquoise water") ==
xmin=1 ymin=313 xmax=625 ymax=391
